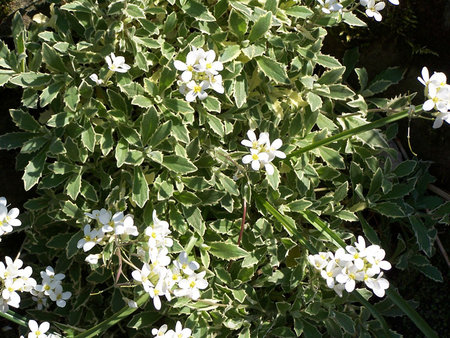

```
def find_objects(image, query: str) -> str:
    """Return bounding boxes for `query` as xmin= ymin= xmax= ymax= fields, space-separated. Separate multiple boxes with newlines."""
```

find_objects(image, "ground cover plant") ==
xmin=0 ymin=0 xmax=448 ymax=336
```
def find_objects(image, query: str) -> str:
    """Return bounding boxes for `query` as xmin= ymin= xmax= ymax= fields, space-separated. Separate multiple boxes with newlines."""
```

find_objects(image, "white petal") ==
xmin=174 ymin=60 xmax=187 ymax=71
xmin=181 ymin=70 xmax=192 ymax=82
xmin=265 ymin=163 xmax=274 ymax=175
xmin=251 ymin=160 xmax=261 ymax=170
xmin=271 ymin=139 xmax=282 ymax=150
xmin=247 ymin=130 xmax=257 ymax=142
xmin=423 ymin=99 xmax=435 ymax=111
xmin=242 ymin=155 xmax=253 ymax=164
xmin=185 ymin=91 xmax=196 ymax=102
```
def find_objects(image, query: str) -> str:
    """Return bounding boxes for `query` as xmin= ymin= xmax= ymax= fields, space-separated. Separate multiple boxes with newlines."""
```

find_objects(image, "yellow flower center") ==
xmin=187 ymin=65 xmax=193 ymax=71
xmin=252 ymin=154 xmax=259 ymax=161
xmin=44 ymin=285 xmax=51 ymax=291
xmin=154 ymin=289 xmax=159 ymax=295
xmin=206 ymin=63 xmax=212 ymax=69
xmin=189 ymin=281 xmax=196 ymax=288
xmin=194 ymin=85 xmax=202 ymax=93
xmin=349 ymin=273 xmax=355 ymax=280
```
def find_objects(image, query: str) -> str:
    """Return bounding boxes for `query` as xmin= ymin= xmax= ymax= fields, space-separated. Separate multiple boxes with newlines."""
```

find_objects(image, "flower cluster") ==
xmin=360 ymin=0 xmax=399 ymax=22
xmin=418 ymin=66 xmax=450 ymax=128
xmin=131 ymin=211 xmax=208 ymax=310
xmin=152 ymin=321 xmax=191 ymax=338
xmin=31 ymin=266 xmax=71 ymax=309
xmin=309 ymin=236 xmax=391 ymax=297
xmin=175 ymin=47 xmax=224 ymax=102
xmin=317 ymin=0 xmax=343 ymax=14
xmin=78 ymin=208 xmax=138 ymax=261
xmin=241 ymin=130 xmax=286 ymax=175
xmin=0 ymin=256 xmax=36 ymax=312
xmin=0 ymin=197 xmax=22 ymax=241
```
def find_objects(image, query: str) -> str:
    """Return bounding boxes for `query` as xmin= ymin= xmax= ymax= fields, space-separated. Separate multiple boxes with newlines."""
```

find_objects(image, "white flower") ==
xmin=320 ymin=260 xmax=341 ymax=288
xmin=365 ymin=245 xmax=392 ymax=275
xmin=242 ymin=148 xmax=269 ymax=171
xmin=28 ymin=320 xmax=50 ymax=338
xmin=152 ymin=324 xmax=169 ymax=337
xmin=361 ymin=0 xmax=385 ymax=22
xmin=174 ymin=47 xmax=205 ymax=82
xmin=174 ymin=271 xmax=208 ymax=300
xmin=317 ymin=0 xmax=343 ymax=14
xmin=148 ymin=278 xmax=169 ymax=310
xmin=49 ymin=284 xmax=71 ymax=307
xmin=365 ymin=272 xmax=390 ymax=297
xmin=105 ymin=53 xmax=130 ymax=73
xmin=198 ymin=50 xmax=223 ymax=76
xmin=208 ymin=74 xmax=224 ymax=94
xmin=185 ymin=80 xmax=209 ymax=102
xmin=335 ymin=263 xmax=365 ymax=293
xmin=85 ymin=254 xmax=101 ymax=265
xmin=173 ymin=252 xmax=200 ymax=276
xmin=241 ymin=130 xmax=269 ymax=150
xmin=117 ymin=215 xmax=139 ymax=237
xmin=388 ymin=0 xmax=399 ymax=4
xmin=308 ymin=252 xmax=330 ymax=270
xmin=433 ymin=111 xmax=450 ymax=128
xmin=0 ymin=197 xmax=21 ymax=236
xmin=40 ymin=266 xmax=65 ymax=285
xmin=89 ymin=73 xmax=103 ymax=85
xmin=132 ymin=263 xmax=154 ymax=293
xmin=166 ymin=321 xmax=192 ymax=338
xmin=77 ymin=224 xmax=103 ymax=252
xmin=145 ymin=210 xmax=173 ymax=248
xmin=265 ymin=138 xmax=286 ymax=162
xmin=423 ymin=85 xmax=450 ymax=113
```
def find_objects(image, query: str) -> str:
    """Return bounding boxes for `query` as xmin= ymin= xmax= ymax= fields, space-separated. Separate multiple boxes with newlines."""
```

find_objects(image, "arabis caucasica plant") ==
xmin=0 ymin=0 xmax=445 ymax=337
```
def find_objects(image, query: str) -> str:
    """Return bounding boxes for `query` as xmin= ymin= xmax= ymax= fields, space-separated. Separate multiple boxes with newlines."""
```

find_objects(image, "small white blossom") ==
xmin=105 ymin=53 xmax=130 ymax=73
xmin=166 ymin=321 xmax=192 ymax=338
xmin=85 ymin=254 xmax=101 ymax=265
xmin=317 ymin=0 xmax=343 ymax=14
xmin=185 ymin=80 xmax=209 ymax=102
xmin=49 ymin=284 xmax=72 ymax=308
xmin=360 ymin=0 xmax=385 ymax=22
xmin=173 ymin=252 xmax=200 ymax=276
xmin=174 ymin=271 xmax=208 ymax=300
xmin=89 ymin=73 xmax=103 ymax=85
xmin=0 ymin=197 xmax=21 ymax=238
xmin=28 ymin=320 xmax=50 ymax=338
xmin=152 ymin=324 xmax=169 ymax=337
xmin=77 ymin=224 xmax=103 ymax=252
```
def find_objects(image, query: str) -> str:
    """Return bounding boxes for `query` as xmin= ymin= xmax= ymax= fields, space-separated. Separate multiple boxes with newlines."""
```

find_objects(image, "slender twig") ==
xmin=237 ymin=199 xmax=247 ymax=247
xmin=115 ymin=245 xmax=123 ymax=285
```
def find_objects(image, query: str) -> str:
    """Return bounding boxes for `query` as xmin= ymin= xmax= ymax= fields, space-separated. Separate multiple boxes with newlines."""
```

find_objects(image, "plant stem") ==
xmin=237 ymin=199 xmax=247 ymax=246
xmin=288 ymin=108 xmax=415 ymax=159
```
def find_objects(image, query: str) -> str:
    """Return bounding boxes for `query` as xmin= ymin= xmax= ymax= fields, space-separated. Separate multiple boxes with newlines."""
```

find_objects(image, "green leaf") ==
xmin=234 ymin=73 xmax=248 ymax=108
xmin=248 ymin=12 xmax=272 ymax=42
xmin=206 ymin=113 xmax=224 ymax=137
xmin=42 ymin=43 xmax=67 ymax=73
xmin=100 ymin=127 xmax=114 ymax=156
xmin=162 ymin=155 xmax=197 ymax=174
xmin=0 ymin=132 xmax=36 ymax=150
xmin=80 ymin=180 xmax=98 ymax=202
xmin=321 ymin=84 xmax=355 ymax=100
xmin=118 ymin=124 xmax=141 ymax=145
xmin=317 ymin=67 xmax=346 ymax=85
xmin=372 ymin=202 xmax=405 ymax=218
xmin=23 ymin=149 xmax=47 ymax=191
xmin=342 ymin=12 xmax=367 ymax=27
xmin=141 ymin=107 xmax=158 ymax=145
xmin=228 ymin=9 xmax=248 ymax=38
xmin=81 ymin=124 xmax=96 ymax=152
xmin=182 ymin=206 xmax=205 ymax=236
xmin=219 ymin=45 xmax=241 ymax=63
xmin=10 ymin=109 xmax=41 ymax=131
xmin=150 ymin=120 xmax=172 ymax=147
xmin=66 ymin=173 xmax=82 ymax=200
xmin=316 ymin=54 xmax=342 ymax=68
xmin=202 ymin=96 xmax=221 ymax=113
xmin=159 ymin=66 xmax=177 ymax=93
xmin=9 ymin=72 xmax=52 ymax=88
xmin=393 ymin=160 xmax=417 ymax=177
xmin=125 ymin=4 xmax=146 ymax=18
xmin=46 ymin=111 xmax=74 ymax=127
xmin=267 ymin=165 xmax=280 ymax=190
xmin=306 ymin=92 xmax=322 ymax=112
xmin=218 ymin=174 xmax=240 ymax=196
xmin=173 ymin=191 xmax=201 ymax=206
xmin=409 ymin=215 xmax=433 ymax=256
xmin=163 ymin=98 xmax=195 ymax=114
xmin=132 ymin=95 xmax=153 ymax=108
xmin=209 ymin=242 xmax=248 ymax=260
xmin=40 ymin=81 xmax=64 ymax=107
xmin=21 ymin=136 xmax=48 ymax=153
xmin=284 ymin=6 xmax=313 ymax=19
xmin=256 ymin=56 xmax=290 ymax=84
xmin=318 ymin=147 xmax=345 ymax=169
xmin=181 ymin=1 xmax=216 ymax=21
xmin=115 ymin=138 xmax=128 ymax=168
xmin=127 ymin=311 xmax=161 ymax=329
xmin=64 ymin=86 xmax=80 ymax=111
xmin=107 ymin=89 xmax=128 ymax=113
xmin=417 ymin=263 xmax=443 ymax=282
xmin=133 ymin=167 xmax=149 ymax=208
xmin=333 ymin=311 xmax=355 ymax=334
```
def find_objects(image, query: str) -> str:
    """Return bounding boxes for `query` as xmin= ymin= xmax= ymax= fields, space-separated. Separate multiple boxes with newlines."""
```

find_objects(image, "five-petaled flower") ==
xmin=106 ymin=53 xmax=131 ymax=73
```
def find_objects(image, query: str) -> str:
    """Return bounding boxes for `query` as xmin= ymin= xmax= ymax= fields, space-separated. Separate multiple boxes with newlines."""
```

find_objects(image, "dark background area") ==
xmin=0 ymin=0 xmax=449 ymax=336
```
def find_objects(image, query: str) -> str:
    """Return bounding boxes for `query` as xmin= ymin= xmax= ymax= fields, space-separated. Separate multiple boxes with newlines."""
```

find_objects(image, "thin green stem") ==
xmin=73 ymin=293 xmax=149 ymax=338
xmin=0 ymin=310 xmax=28 ymax=328
xmin=288 ymin=108 xmax=418 ymax=159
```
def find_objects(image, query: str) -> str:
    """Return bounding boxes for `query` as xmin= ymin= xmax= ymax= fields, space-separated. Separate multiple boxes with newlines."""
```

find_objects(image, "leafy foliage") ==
xmin=0 ymin=0 xmax=445 ymax=337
